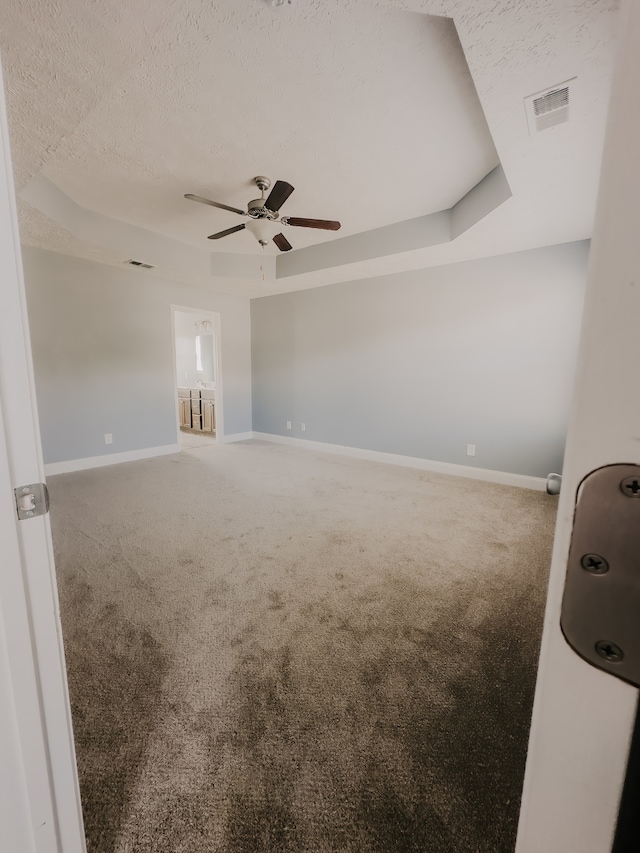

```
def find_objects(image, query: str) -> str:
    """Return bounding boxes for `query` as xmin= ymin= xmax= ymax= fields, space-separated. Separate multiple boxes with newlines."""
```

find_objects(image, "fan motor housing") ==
xmin=248 ymin=198 xmax=276 ymax=219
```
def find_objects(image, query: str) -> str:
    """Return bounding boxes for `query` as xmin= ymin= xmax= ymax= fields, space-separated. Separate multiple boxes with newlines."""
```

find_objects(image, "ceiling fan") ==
xmin=185 ymin=176 xmax=341 ymax=252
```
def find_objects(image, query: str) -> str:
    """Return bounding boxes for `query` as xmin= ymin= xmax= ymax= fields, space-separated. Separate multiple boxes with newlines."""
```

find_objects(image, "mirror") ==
xmin=196 ymin=334 xmax=215 ymax=383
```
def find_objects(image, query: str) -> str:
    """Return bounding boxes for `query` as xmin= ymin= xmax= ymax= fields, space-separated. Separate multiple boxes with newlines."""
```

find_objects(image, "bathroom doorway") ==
xmin=171 ymin=307 xmax=222 ymax=449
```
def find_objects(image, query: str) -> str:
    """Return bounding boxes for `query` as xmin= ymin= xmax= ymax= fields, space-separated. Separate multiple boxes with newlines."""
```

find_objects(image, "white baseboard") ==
xmin=43 ymin=432 xmax=548 ymax=491
xmin=251 ymin=432 xmax=547 ymax=491
xmin=220 ymin=431 xmax=254 ymax=444
xmin=44 ymin=443 xmax=181 ymax=476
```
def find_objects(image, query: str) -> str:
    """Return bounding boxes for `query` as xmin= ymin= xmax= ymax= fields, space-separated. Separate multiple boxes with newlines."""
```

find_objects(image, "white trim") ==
xmin=0 ymin=54 xmax=85 ymax=852
xmin=251 ymin=432 xmax=547 ymax=490
xmin=43 ymin=443 xmax=180 ymax=476
xmin=42 ymin=433 xmax=542 ymax=492
xmin=220 ymin=431 xmax=254 ymax=444
xmin=212 ymin=311 xmax=224 ymax=442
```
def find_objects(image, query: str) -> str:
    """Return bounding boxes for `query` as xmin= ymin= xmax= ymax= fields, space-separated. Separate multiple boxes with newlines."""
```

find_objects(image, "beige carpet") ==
xmin=49 ymin=440 xmax=556 ymax=853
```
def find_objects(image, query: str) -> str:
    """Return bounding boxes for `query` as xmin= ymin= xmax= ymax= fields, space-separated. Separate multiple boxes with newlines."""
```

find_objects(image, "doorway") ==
xmin=171 ymin=307 xmax=222 ymax=449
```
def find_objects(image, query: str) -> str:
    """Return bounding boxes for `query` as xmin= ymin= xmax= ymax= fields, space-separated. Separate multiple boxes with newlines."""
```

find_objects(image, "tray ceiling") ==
xmin=0 ymin=0 xmax=620 ymax=296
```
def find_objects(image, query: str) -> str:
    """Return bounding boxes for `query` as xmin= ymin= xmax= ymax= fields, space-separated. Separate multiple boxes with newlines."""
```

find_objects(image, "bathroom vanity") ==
xmin=178 ymin=388 xmax=216 ymax=434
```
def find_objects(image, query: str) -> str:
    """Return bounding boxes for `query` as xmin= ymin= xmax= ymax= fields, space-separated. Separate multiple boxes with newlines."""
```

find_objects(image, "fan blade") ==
xmin=284 ymin=217 xmax=341 ymax=231
xmin=273 ymin=233 xmax=293 ymax=252
xmin=185 ymin=194 xmax=245 ymax=216
xmin=207 ymin=224 xmax=246 ymax=240
xmin=265 ymin=180 xmax=295 ymax=212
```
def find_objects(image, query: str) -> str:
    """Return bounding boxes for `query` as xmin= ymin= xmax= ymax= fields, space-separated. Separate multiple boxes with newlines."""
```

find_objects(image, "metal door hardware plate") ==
xmin=561 ymin=464 xmax=640 ymax=687
xmin=14 ymin=483 xmax=49 ymax=520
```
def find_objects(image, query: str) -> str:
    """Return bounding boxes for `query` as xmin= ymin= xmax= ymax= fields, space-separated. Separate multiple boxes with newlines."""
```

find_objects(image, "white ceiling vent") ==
xmin=524 ymin=79 xmax=575 ymax=136
xmin=126 ymin=259 xmax=154 ymax=269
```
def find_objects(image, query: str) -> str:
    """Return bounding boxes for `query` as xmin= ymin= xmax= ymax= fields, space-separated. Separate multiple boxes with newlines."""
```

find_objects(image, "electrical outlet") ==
xmin=286 ymin=421 xmax=292 ymax=430
xmin=105 ymin=433 xmax=113 ymax=445
xmin=301 ymin=422 xmax=306 ymax=432
xmin=466 ymin=444 xmax=476 ymax=457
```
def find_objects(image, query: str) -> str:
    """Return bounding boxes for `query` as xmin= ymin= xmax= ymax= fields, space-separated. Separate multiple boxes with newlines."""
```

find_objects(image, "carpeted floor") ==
xmin=49 ymin=440 xmax=556 ymax=853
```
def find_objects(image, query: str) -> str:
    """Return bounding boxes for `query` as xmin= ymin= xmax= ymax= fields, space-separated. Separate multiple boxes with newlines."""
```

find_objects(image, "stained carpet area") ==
xmin=49 ymin=440 xmax=556 ymax=853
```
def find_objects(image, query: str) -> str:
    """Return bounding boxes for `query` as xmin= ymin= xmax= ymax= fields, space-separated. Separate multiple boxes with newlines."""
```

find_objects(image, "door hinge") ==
xmin=561 ymin=463 xmax=640 ymax=687
xmin=14 ymin=483 xmax=49 ymax=520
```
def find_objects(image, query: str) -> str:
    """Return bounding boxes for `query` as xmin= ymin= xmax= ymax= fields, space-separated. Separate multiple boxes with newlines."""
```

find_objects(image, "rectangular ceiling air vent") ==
xmin=524 ymin=79 xmax=574 ymax=136
xmin=534 ymin=87 xmax=569 ymax=116
xmin=126 ymin=259 xmax=154 ymax=269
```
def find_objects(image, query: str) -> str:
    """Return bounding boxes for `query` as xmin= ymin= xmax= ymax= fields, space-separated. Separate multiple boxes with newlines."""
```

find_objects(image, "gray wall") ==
xmin=252 ymin=242 xmax=589 ymax=478
xmin=23 ymin=248 xmax=252 ymax=464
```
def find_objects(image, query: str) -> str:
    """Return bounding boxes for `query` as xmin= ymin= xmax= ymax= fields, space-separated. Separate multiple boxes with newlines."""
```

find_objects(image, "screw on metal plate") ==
xmin=621 ymin=476 xmax=640 ymax=497
xmin=561 ymin=464 xmax=640 ymax=686
xmin=14 ymin=483 xmax=49 ymax=520
xmin=595 ymin=641 xmax=624 ymax=663
xmin=580 ymin=553 xmax=609 ymax=574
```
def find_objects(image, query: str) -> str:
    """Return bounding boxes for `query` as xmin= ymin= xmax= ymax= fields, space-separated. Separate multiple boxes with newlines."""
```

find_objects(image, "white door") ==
xmin=0 ymin=56 xmax=86 ymax=853
xmin=515 ymin=1 xmax=640 ymax=850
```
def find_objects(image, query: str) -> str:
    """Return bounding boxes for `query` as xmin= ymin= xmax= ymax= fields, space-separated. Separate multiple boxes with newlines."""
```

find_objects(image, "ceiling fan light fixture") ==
xmin=186 ymin=176 xmax=340 ymax=250
xmin=245 ymin=218 xmax=272 ymax=246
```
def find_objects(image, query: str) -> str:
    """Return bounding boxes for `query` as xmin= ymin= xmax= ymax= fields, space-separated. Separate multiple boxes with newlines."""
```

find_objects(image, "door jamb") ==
xmin=170 ymin=305 xmax=224 ymax=443
xmin=0 ymin=53 xmax=85 ymax=853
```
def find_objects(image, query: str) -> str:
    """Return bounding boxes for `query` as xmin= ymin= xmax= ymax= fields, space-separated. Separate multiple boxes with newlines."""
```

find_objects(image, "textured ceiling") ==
xmin=0 ymin=0 xmax=620 ymax=296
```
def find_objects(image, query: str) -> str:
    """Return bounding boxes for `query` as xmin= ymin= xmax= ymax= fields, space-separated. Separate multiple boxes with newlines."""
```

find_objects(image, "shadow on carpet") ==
xmin=50 ymin=442 xmax=554 ymax=853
